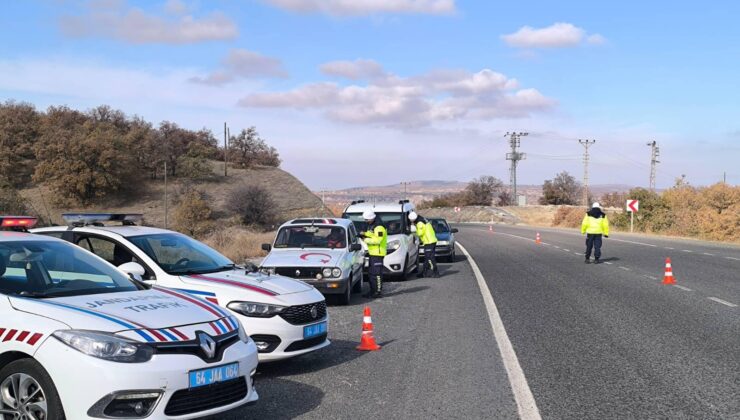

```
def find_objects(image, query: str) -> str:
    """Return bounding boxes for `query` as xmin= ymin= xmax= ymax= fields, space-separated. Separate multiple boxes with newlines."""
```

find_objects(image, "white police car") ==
xmin=260 ymin=218 xmax=365 ymax=305
xmin=33 ymin=214 xmax=329 ymax=362
xmin=0 ymin=216 xmax=259 ymax=419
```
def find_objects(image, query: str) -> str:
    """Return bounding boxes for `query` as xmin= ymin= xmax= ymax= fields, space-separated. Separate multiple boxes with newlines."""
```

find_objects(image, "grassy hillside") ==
xmin=21 ymin=161 xmax=332 ymax=228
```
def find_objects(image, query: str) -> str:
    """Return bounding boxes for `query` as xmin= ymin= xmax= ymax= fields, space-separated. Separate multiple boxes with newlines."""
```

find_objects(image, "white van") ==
xmin=342 ymin=200 xmax=420 ymax=280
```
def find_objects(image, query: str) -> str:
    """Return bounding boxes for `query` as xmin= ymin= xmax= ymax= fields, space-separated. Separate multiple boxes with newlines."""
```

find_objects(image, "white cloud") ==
xmin=261 ymin=0 xmax=456 ymax=16
xmin=501 ymin=22 xmax=605 ymax=49
xmin=190 ymin=49 xmax=288 ymax=85
xmin=239 ymin=63 xmax=555 ymax=128
xmin=59 ymin=0 xmax=238 ymax=44
xmin=164 ymin=0 xmax=189 ymax=15
xmin=320 ymin=59 xmax=387 ymax=80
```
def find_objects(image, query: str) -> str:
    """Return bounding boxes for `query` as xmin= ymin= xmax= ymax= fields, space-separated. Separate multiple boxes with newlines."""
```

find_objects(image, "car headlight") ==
xmin=332 ymin=268 xmax=341 ymax=278
xmin=260 ymin=267 xmax=275 ymax=275
xmin=227 ymin=301 xmax=286 ymax=318
xmin=322 ymin=267 xmax=332 ymax=278
xmin=53 ymin=330 xmax=153 ymax=363
xmin=437 ymin=240 xmax=449 ymax=246
xmin=387 ymin=240 xmax=401 ymax=250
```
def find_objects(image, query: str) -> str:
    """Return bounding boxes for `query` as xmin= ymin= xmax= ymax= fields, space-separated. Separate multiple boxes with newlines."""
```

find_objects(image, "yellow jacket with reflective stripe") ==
xmin=581 ymin=210 xmax=610 ymax=235
xmin=363 ymin=225 xmax=387 ymax=257
xmin=422 ymin=222 xmax=438 ymax=244
xmin=415 ymin=221 xmax=429 ymax=245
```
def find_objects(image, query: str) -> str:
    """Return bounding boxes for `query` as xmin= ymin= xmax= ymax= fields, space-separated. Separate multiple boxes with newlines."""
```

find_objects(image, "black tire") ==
xmin=352 ymin=271 xmax=363 ymax=293
xmin=0 ymin=358 xmax=65 ymax=420
xmin=400 ymin=254 xmax=410 ymax=281
xmin=338 ymin=281 xmax=351 ymax=305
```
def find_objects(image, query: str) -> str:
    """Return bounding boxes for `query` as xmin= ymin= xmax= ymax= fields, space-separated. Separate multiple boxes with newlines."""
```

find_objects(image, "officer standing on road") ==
xmin=361 ymin=210 xmax=387 ymax=298
xmin=581 ymin=202 xmax=610 ymax=264
xmin=410 ymin=212 xmax=440 ymax=278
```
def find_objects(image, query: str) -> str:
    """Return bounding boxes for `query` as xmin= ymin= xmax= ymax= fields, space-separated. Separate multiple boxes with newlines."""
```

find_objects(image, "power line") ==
xmin=505 ymin=131 xmax=528 ymax=205
xmin=579 ymin=139 xmax=596 ymax=205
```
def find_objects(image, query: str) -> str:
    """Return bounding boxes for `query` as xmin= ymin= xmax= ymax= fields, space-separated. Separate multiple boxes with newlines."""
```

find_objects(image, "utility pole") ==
xmin=223 ymin=122 xmax=228 ymax=177
xmin=647 ymin=140 xmax=659 ymax=191
xmin=505 ymin=132 xmax=528 ymax=205
xmin=163 ymin=130 xmax=168 ymax=229
xmin=400 ymin=182 xmax=410 ymax=199
xmin=579 ymin=139 xmax=596 ymax=206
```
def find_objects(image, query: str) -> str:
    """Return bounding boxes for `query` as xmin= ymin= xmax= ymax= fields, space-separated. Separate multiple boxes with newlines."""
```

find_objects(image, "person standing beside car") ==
xmin=410 ymin=212 xmax=439 ymax=278
xmin=361 ymin=210 xmax=386 ymax=298
xmin=581 ymin=202 xmax=610 ymax=264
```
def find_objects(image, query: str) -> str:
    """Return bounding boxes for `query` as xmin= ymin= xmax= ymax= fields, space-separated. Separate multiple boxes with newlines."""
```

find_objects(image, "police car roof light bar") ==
xmin=0 ymin=216 xmax=39 ymax=230
xmin=62 ymin=213 xmax=143 ymax=227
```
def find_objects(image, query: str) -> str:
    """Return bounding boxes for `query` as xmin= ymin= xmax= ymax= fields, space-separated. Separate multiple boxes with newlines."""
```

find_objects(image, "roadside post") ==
xmin=626 ymin=199 xmax=639 ymax=233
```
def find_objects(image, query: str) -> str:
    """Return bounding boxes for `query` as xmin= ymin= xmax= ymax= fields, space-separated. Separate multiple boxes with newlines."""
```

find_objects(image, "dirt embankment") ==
xmin=21 ymin=163 xmax=333 ymax=227
xmin=418 ymin=206 xmax=520 ymax=224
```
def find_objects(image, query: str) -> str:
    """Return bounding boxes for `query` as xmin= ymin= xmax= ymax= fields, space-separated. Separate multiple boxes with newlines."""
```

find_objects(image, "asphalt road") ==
xmin=205 ymin=224 xmax=739 ymax=419
xmin=207 ymin=254 xmax=519 ymax=419
xmin=458 ymin=223 xmax=739 ymax=419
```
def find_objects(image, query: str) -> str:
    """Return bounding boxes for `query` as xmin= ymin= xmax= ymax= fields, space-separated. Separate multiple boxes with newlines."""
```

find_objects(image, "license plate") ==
xmin=188 ymin=362 xmax=239 ymax=389
xmin=303 ymin=321 xmax=327 ymax=339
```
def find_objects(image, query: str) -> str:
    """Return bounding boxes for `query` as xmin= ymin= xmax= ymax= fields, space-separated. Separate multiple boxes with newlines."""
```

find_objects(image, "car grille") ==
xmin=285 ymin=333 xmax=328 ymax=352
xmin=153 ymin=331 xmax=239 ymax=363
xmin=164 ymin=377 xmax=247 ymax=416
xmin=275 ymin=267 xmax=322 ymax=279
xmin=279 ymin=301 xmax=327 ymax=325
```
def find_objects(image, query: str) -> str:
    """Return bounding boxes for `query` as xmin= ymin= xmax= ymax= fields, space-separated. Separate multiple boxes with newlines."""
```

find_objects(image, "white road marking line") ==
xmin=665 ymin=247 xmax=675 ymax=250
xmin=673 ymin=285 xmax=693 ymax=291
xmin=574 ymin=252 xmax=581 ymax=255
xmin=563 ymin=248 xmax=570 ymax=252
xmin=457 ymin=242 xmax=542 ymax=420
xmin=608 ymin=238 xmax=657 ymax=247
xmin=541 ymin=242 xmax=550 ymax=246
xmin=604 ymin=262 xmax=613 ymax=265
xmin=707 ymin=297 xmax=738 ymax=308
xmin=702 ymin=253 xmax=714 ymax=256
xmin=726 ymin=257 xmax=740 ymax=261
xmin=681 ymin=249 xmax=693 ymax=253
xmin=553 ymin=245 xmax=560 ymax=249
xmin=644 ymin=275 xmax=658 ymax=280
xmin=619 ymin=266 xmax=631 ymax=271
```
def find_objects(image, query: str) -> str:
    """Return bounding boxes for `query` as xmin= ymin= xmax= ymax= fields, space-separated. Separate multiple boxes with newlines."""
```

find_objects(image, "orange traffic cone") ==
xmin=662 ymin=258 xmax=676 ymax=284
xmin=535 ymin=232 xmax=542 ymax=245
xmin=356 ymin=306 xmax=381 ymax=351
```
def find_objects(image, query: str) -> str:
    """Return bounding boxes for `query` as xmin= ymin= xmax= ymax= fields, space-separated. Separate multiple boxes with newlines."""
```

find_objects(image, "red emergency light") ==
xmin=0 ymin=216 xmax=38 ymax=229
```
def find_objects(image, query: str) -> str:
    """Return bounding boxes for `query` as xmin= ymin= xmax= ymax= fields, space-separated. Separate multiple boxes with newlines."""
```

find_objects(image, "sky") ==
xmin=1 ymin=0 xmax=738 ymax=190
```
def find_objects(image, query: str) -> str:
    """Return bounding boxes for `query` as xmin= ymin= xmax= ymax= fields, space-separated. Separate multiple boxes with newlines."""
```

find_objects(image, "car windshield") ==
xmin=127 ymin=233 xmax=234 ymax=275
xmin=0 ymin=239 xmax=137 ymax=298
xmin=429 ymin=219 xmax=450 ymax=233
xmin=274 ymin=226 xmax=347 ymax=249
xmin=344 ymin=212 xmax=405 ymax=235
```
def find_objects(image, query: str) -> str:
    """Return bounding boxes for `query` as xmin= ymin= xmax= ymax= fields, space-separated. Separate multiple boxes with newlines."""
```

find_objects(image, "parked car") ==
xmin=33 ymin=213 xmax=330 ymax=362
xmin=0 ymin=216 xmax=259 ymax=419
xmin=418 ymin=217 xmax=458 ymax=262
xmin=342 ymin=200 xmax=420 ymax=280
xmin=261 ymin=218 xmax=364 ymax=305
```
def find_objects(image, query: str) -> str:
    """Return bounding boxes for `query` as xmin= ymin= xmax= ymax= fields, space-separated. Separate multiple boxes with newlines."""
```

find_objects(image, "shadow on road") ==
xmin=211 ymin=378 xmax=323 ymax=420
xmin=257 ymin=339 xmax=366 ymax=377
xmin=382 ymin=285 xmax=430 ymax=297
xmin=598 ymin=257 xmax=621 ymax=262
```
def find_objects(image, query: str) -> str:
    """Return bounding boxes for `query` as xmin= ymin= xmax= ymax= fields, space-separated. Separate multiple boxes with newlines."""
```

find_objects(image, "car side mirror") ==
xmin=118 ymin=262 xmax=146 ymax=281
xmin=350 ymin=243 xmax=362 ymax=252
xmin=261 ymin=243 xmax=272 ymax=251
xmin=451 ymin=228 xmax=459 ymax=233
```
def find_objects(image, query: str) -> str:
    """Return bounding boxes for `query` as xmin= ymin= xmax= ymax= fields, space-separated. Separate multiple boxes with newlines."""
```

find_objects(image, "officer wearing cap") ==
xmin=581 ymin=202 xmax=610 ymax=264
xmin=361 ymin=210 xmax=387 ymax=298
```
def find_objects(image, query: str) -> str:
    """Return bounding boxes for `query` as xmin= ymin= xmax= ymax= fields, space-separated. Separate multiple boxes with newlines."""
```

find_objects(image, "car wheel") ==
xmin=0 ymin=359 xmax=65 ymax=420
xmin=400 ymin=254 xmax=410 ymax=281
xmin=352 ymin=271 xmax=363 ymax=293
xmin=338 ymin=281 xmax=352 ymax=305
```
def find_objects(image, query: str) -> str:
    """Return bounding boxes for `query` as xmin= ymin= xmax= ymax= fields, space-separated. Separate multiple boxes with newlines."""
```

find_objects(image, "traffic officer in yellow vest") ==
xmin=361 ymin=210 xmax=387 ymax=298
xmin=581 ymin=202 xmax=610 ymax=264
xmin=409 ymin=212 xmax=439 ymax=278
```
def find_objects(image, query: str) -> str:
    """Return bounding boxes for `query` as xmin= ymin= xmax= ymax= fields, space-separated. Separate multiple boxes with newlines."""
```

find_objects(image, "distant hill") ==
xmin=22 ymin=161 xmax=332 ymax=227
xmin=319 ymin=180 xmax=635 ymax=208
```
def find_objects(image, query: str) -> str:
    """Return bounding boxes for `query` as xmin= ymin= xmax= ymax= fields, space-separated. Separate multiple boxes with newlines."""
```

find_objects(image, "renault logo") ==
xmin=197 ymin=332 xmax=217 ymax=359
xmin=310 ymin=305 xmax=318 ymax=319
xmin=295 ymin=269 xmax=301 ymax=277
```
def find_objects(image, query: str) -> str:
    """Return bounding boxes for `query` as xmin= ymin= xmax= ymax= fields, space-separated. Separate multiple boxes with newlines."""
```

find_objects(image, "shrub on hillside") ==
xmin=202 ymin=227 xmax=276 ymax=263
xmin=177 ymin=142 xmax=215 ymax=180
xmin=226 ymin=184 xmax=279 ymax=228
xmin=540 ymin=171 xmax=581 ymax=205
xmin=172 ymin=190 xmax=215 ymax=238
xmin=0 ymin=101 xmax=41 ymax=187
xmin=229 ymin=127 xmax=281 ymax=168
xmin=0 ymin=181 xmax=31 ymax=215
xmin=552 ymin=206 xmax=587 ymax=228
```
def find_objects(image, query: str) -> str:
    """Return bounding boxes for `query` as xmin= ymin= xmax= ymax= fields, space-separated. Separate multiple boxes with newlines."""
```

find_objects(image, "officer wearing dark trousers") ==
xmin=410 ymin=212 xmax=439 ymax=278
xmin=361 ymin=210 xmax=387 ymax=298
xmin=581 ymin=202 xmax=610 ymax=264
